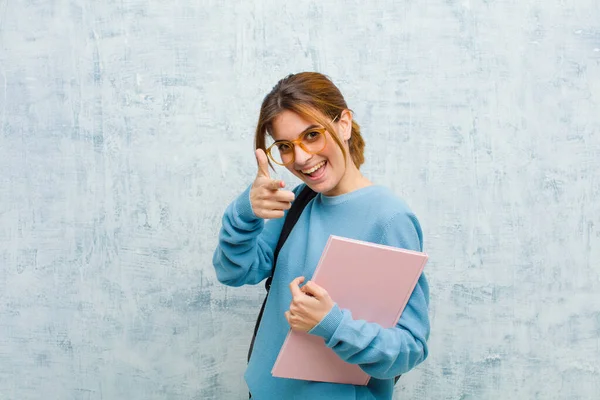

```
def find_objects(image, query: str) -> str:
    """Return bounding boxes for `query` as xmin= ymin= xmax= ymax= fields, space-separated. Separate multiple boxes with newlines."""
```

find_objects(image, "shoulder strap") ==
xmin=264 ymin=184 xmax=317 ymax=291
xmin=248 ymin=184 xmax=316 ymax=363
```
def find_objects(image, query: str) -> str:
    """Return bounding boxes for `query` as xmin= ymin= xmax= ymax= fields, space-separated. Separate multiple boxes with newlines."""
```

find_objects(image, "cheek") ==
xmin=325 ymin=143 xmax=345 ymax=167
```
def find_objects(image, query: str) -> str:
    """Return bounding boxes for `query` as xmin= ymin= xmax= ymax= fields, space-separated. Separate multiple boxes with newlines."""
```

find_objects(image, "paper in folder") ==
xmin=271 ymin=235 xmax=428 ymax=385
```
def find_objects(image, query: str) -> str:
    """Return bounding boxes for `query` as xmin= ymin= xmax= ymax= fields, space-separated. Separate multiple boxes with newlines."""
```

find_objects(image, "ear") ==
xmin=337 ymin=109 xmax=353 ymax=142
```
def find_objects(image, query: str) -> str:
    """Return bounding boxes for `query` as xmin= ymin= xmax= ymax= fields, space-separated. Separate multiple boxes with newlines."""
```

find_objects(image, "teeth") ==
xmin=302 ymin=161 xmax=325 ymax=175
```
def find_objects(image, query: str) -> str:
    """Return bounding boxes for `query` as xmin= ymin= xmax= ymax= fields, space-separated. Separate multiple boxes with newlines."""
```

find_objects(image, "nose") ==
xmin=293 ymin=144 xmax=312 ymax=166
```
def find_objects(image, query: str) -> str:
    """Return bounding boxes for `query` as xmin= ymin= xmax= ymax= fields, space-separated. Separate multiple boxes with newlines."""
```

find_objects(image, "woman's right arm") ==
xmin=212 ymin=149 xmax=297 ymax=287
xmin=212 ymin=185 xmax=287 ymax=287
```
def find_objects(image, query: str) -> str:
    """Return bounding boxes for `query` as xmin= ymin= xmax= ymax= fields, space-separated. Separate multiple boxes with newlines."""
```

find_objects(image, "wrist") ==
xmin=236 ymin=185 xmax=261 ymax=221
xmin=308 ymin=304 xmax=344 ymax=343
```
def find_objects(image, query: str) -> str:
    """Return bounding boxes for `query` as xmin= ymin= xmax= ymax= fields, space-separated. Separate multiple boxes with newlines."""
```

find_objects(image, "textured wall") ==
xmin=1 ymin=1 xmax=599 ymax=399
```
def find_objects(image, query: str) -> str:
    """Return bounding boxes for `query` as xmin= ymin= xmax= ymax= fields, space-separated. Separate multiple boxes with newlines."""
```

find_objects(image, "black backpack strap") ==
xmin=264 ymin=185 xmax=318 ymax=291
xmin=247 ymin=185 xmax=317 ymax=362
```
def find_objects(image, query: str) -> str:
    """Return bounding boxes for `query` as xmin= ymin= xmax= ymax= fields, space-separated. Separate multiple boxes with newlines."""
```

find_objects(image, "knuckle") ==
xmin=262 ymin=190 xmax=273 ymax=200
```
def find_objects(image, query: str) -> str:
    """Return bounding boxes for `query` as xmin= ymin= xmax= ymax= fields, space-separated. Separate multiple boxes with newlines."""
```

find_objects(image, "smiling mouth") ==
xmin=300 ymin=160 xmax=326 ymax=176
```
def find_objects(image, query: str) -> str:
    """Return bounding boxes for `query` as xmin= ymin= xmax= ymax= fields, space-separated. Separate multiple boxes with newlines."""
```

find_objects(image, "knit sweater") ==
xmin=213 ymin=183 xmax=430 ymax=400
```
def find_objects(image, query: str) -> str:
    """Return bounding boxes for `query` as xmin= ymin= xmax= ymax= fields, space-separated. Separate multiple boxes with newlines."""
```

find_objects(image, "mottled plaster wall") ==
xmin=1 ymin=1 xmax=599 ymax=399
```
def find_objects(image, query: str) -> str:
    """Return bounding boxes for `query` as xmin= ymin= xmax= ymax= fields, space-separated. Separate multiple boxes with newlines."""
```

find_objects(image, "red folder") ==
xmin=271 ymin=235 xmax=428 ymax=385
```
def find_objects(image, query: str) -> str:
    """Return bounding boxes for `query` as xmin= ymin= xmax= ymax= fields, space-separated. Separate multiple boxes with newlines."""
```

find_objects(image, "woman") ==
xmin=213 ymin=72 xmax=430 ymax=399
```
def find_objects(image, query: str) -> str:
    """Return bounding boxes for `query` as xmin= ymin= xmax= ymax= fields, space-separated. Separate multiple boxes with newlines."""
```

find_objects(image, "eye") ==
xmin=277 ymin=142 xmax=293 ymax=153
xmin=304 ymin=130 xmax=322 ymax=142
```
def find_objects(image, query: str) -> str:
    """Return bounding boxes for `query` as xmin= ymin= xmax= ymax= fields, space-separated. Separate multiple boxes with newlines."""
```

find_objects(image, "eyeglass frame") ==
xmin=265 ymin=115 xmax=340 ymax=166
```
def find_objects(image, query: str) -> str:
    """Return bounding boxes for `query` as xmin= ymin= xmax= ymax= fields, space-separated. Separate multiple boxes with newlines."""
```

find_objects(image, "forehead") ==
xmin=270 ymin=110 xmax=319 ymax=141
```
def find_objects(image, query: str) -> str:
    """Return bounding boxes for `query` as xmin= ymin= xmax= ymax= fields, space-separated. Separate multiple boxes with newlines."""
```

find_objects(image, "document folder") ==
xmin=271 ymin=235 xmax=428 ymax=385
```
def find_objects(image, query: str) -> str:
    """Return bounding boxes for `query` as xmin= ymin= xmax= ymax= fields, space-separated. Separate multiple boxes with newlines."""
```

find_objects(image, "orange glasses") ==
xmin=266 ymin=116 xmax=338 ymax=166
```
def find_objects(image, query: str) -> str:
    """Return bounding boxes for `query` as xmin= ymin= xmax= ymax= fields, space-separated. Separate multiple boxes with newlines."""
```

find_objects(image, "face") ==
xmin=270 ymin=109 xmax=353 ymax=196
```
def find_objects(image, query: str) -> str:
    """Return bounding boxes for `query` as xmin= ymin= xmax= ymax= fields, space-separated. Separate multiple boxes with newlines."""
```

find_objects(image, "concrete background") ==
xmin=1 ymin=0 xmax=599 ymax=399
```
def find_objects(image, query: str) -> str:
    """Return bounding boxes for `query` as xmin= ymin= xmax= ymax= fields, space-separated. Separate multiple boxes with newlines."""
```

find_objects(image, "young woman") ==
xmin=213 ymin=72 xmax=430 ymax=399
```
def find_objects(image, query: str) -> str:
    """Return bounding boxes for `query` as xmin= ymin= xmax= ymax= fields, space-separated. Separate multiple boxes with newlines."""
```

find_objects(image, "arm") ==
xmin=212 ymin=185 xmax=286 ymax=287
xmin=308 ymin=211 xmax=430 ymax=379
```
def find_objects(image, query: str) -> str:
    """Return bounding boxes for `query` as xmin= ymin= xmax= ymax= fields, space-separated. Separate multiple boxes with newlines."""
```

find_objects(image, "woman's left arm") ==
xmin=305 ymin=211 xmax=430 ymax=379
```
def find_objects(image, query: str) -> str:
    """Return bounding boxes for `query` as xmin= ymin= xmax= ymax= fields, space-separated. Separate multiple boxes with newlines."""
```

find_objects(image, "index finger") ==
xmin=302 ymin=281 xmax=326 ymax=299
xmin=289 ymin=276 xmax=305 ymax=298
xmin=264 ymin=179 xmax=285 ymax=191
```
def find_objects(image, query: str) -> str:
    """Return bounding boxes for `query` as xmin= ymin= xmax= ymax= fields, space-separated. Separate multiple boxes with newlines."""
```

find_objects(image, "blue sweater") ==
xmin=213 ymin=184 xmax=430 ymax=400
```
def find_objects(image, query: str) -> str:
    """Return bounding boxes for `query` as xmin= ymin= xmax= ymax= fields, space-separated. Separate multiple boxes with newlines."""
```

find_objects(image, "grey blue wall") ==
xmin=1 ymin=1 xmax=599 ymax=399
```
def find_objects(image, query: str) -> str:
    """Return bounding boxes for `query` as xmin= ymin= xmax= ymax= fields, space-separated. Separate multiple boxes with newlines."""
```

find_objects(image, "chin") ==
xmin=302 ymin=180 xmax=335 ymax=194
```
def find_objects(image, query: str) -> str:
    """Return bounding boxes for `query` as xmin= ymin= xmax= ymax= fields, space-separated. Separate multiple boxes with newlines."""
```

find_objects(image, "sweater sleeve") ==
xmin=212 ymin=184 xmax=288 ymax=287
xmin=308 ymin=210 xmax=430 ymax=379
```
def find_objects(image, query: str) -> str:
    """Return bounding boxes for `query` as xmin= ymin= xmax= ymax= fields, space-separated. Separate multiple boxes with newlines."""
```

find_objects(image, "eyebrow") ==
xmin=274 ymin=124 xmax=321 ymax=143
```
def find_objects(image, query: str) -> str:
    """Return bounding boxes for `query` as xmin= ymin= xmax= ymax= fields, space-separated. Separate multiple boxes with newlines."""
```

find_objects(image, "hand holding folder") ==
xmin=271 ymin=235 xmax=428 ymax=385
xmin=284 ymin=276 xmax=335 ymax=333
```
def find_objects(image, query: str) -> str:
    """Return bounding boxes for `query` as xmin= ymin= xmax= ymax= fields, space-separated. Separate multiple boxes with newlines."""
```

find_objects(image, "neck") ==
xmin=323 ymin=161 xmax=372 ymax=197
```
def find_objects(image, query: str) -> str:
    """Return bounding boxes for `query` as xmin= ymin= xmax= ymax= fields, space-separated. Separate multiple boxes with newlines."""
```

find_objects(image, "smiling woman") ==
xmin=255 ymin=72 xmax=367 ymax=196
xmin=212 ymin=72 xmax=430 ymax=400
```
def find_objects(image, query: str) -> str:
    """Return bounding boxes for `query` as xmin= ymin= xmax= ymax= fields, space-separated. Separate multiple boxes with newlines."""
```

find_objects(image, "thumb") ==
xmin=255 ymin=149 xmax=271 ymax=178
